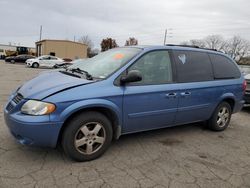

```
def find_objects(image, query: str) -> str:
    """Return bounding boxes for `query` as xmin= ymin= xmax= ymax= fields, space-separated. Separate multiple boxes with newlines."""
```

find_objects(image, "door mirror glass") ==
xmin=120 ymin=70 xmax=142 ymax=83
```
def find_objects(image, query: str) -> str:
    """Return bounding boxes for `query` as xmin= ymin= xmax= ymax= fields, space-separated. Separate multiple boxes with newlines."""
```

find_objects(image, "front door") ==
xmin=39 ymin=56 xmax=50 ymax=67
xmin=122 ymin=50 xmax=178 ymax=133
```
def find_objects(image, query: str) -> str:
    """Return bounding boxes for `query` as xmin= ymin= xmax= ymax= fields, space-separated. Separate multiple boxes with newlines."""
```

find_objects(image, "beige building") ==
xmin=36 ymin=39 xmax=87 ymax=59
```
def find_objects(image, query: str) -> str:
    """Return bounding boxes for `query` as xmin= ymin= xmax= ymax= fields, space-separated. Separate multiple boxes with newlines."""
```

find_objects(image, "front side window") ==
xmin=69 ymin=48 xmax=142 ymax=79
xmin=128 ymin=50 xmax=173 ymax=85
xmin=173 ymin=50 xmax=213 ymax=82
xmin=40 ymin=56 xmax=50 ymax=60
xmin=50 ymin=56 xmax=57 ymax=60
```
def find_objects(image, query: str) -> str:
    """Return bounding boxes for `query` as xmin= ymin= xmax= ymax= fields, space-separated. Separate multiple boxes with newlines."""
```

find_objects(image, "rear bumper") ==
xmin=4 ymin=110 xmax=63 ymax=148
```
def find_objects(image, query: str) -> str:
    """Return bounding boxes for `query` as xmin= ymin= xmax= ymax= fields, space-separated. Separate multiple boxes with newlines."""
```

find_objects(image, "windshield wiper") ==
xmin=67 ymin=68 xmax=93 ymax=80
xmin=59 ymin=70 xmax=81 ymax=78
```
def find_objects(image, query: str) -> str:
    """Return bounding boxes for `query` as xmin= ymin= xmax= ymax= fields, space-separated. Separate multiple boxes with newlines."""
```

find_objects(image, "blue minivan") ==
xmin=4 ymin=45 xmax=246 ymax=161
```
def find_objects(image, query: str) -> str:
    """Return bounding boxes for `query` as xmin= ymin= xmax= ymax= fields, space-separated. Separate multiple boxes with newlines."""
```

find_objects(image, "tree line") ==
xmin=78 ymin=34 xmax=250 ymax=63
xmin=78 ymin=36 xmax=138 ymax=57
xmin=181 ymin=35 xmax=250 ymax=62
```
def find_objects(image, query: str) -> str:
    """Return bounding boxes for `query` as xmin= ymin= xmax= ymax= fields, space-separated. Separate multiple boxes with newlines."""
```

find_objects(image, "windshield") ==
xmin=68 ymin=48 xmax=142 ymax=79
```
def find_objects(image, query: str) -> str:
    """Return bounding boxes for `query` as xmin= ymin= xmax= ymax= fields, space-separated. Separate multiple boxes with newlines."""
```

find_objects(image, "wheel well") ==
xmin=223 ymin=98 xmax=235 ymax=111
xmin=57 ymin=107 xmax=120 ymax=146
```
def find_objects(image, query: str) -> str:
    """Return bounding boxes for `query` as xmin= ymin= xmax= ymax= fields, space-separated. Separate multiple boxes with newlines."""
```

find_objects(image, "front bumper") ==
xmin=244 ymin=90 xmax=250 ymax=104
xmin=26 ymin=62 xmax=32 ymax=67
xmin=4 ymin=98 xmax=63 ymax=148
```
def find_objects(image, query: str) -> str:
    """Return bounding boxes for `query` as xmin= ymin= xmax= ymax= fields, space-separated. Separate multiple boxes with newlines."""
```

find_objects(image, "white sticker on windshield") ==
xmin=178 ymin=54 xmax=186 ymax=64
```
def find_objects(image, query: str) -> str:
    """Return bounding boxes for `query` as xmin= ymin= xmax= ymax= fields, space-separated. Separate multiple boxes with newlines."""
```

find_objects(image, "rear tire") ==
xmin=32 ymin=62 xmax=39 ymax=68
xmin=62 ymin=111 xmax=113 ymax=161
xmin=10 ymin=60 xmax=15 ymax=64
xmin=208 ymin=102 xmax=232 ymax=131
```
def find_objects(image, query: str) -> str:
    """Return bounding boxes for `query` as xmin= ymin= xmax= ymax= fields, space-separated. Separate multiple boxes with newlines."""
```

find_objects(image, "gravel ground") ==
xmin=0 ymin=60 xmax=250 ymax=188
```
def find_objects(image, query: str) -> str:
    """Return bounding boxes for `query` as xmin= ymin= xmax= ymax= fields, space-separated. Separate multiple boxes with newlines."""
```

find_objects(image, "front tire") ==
xmin=62 ymin=111 xmax=113 ymax=161
xmin=32 ymin=62 xmax=39 ymax=68
xmin=208 ymin=102 xmax=232 ymax=131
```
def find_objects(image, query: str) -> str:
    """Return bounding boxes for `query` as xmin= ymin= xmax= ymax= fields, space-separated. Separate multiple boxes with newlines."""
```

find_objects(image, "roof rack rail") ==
xmin=165 ymin=44 xmax=218 ymax=52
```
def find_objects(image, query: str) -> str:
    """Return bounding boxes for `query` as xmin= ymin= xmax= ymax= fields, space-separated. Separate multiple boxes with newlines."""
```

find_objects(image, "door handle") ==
xmin=165 ymin=93 xmax=177 ymax=98
xmin=180 ymin=91 xmax=191 ymax=97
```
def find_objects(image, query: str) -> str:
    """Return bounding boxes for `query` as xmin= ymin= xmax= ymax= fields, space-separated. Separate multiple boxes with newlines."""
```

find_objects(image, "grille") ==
xmin=5 ymin=93 xmax=24 ymax=112
xmin=6 ymin=102 xmax=14 ymax=112
xmin=12 ymin=93 xmax=23 ymax=104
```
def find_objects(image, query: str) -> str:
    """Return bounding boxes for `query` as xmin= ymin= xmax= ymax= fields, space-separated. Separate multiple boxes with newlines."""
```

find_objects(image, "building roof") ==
xmin=36 ymin=39 xmax=87 ymax=46
xmin=0 ymin=43 xmax=35 ymax=49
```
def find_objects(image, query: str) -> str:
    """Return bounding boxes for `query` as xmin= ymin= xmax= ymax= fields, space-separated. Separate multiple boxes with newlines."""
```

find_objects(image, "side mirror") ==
xmin=120 ymin=70 xmax=142 ymax=84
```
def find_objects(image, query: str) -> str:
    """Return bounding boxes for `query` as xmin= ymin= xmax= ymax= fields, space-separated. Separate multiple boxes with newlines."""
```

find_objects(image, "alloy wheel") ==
xmin=74 ymin=122 xmax=106 ymax=155
xmin=216 ymin=107 xmax=230 ymax=127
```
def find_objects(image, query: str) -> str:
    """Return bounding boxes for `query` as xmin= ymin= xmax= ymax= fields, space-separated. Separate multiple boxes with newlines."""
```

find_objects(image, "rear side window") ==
xmin=209 ymin=54 xmax=240 ymax=79
xmin=173 ymin=50 xmax=213 ymax=82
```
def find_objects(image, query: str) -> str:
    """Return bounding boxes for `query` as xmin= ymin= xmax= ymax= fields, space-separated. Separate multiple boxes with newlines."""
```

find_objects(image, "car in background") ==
xmin=53 ymin=58 xmax=84 ymax=69
xmin=5 ymin=55 xmax=35 ymax=63
xmin=26 ymin=55 xmax=64 ymax=68
xmin=239 ymin=65 xmax=250 ymax=104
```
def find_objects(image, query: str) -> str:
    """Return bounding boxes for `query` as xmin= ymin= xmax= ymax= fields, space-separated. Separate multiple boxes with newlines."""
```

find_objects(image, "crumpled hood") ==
xmin=19 ymin=71 xmax=94 ymax=100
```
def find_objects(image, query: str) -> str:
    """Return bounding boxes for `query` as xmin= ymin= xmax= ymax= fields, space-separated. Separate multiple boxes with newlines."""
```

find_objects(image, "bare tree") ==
xmin=193 ymin=39 xmax=206 ymax=48
xmin=89 ymin=48 xmax=100 ymax=58
xmin=180 ymin=35 xmax=250 ymax=61
xmin=125 ymin=37 xmax=138 ymax=46
xmin=100 ymin=38 xmax=118 ymax=52
xmin=204 ymin=35 xmax=227 ymax=51
xmin=78 ymin=35 xmax=94 ymax=57
xmin=225 ymin=36 xmax=250 ymax=61
xmin=180 ymin=39 xmax=206 ymax=48
xmin=181 ymin=35 xmax=226 ymax=50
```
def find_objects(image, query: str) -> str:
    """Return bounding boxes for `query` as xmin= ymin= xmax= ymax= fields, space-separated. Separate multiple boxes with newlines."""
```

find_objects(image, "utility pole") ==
xmin=163 ymin=29 xmax=167 ymax=45
xmin=39 ymin=25 xmax=43 ymax=41
xmin=163 ymin=28 xmax=173 ymax=45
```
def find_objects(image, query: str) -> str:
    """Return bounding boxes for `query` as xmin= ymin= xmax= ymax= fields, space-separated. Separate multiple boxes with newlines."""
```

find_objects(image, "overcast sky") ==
xmin=1 ymin=0 xmax=250 ymax=48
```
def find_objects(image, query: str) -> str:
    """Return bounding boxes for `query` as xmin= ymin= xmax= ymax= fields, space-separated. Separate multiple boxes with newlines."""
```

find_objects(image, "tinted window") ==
xmin=128 ymin=50 xmax=172 ymax=85
xmin=50 ymin=56 xmax=57 ymax=60
xmin=173 ymin=50 xmax=213 ymax=82
xmin=40 ymin=56 xmax=50 ymax=60
xmin=209 ymin=54 xmax=240 ymax=79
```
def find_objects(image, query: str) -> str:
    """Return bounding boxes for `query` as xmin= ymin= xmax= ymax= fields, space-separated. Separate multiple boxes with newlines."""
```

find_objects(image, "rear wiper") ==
xmin=67 ymin=68 xmax=93 ymax=80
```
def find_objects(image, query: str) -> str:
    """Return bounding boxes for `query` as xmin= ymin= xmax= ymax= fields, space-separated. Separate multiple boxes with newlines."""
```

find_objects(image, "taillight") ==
xmin=243 ymin=80 xmax=247 ymax=93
